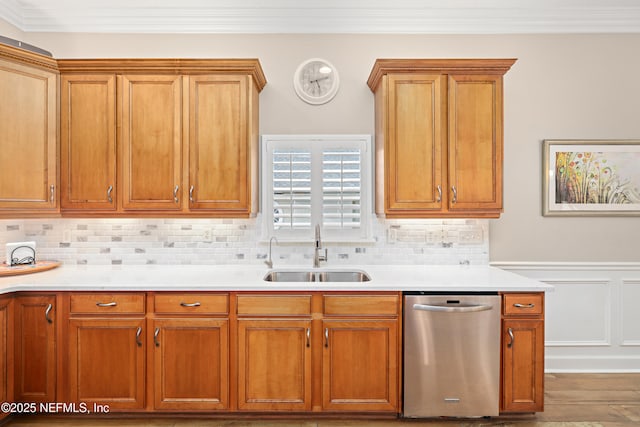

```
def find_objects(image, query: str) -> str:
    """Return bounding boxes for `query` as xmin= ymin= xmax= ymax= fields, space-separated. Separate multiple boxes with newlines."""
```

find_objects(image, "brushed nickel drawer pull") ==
xmin=180 ymin=302 xmax=201 ymax=307
xmin=107 ymin=185 xmax=113 ymax=203
xmin=96 ymin=302 xmax=117 ymax=307
xmin=436 ymin=185 xmax=442 ymax=202
xmin=135 ymin=327 xmax=142 ymax=347
xmin=189 ymin=185 xmax=194 ymax=203
xmin=451 ymin=186 xmax=458 ymax=204
xmin=507 ymin=327 xmax=514 ymax=348
xmin=45 ymin=303 xmax=53 ymax=324
xmin=306 ymin=328 xmax=310 ymax=348
xmin=50 ymin=185 xmax=55 ymax=203
xmin=324 ymin=328 xmax=329 ymax=348
xmin=173 ymin=185 xmax=179 ymax=203
xmin=154 ymin=327 xmax=160 ymax=347
xmin=514 ymin=303 xmax=535 ymax=308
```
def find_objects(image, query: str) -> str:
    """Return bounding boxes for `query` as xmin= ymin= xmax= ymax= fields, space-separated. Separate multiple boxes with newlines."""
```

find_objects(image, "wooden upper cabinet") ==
xmin=187 ymin=75 xmax=253 ymax=213
xmin=0 ymin=45 xmax=58 ymax=213
xmin=385 ymin=74 xmax=445 ymax=213
xmin=121 ymin=74 xmax=183 ymax=211
xmin=53 ymin=58 xmax=265 ymax=217
xmin=448 ymin=74 xmax=503 ymax=212
xmin=368 ymin=59 xmax=515 ymax=218
xmin=60 ymin=74 xmax=117 ymax=211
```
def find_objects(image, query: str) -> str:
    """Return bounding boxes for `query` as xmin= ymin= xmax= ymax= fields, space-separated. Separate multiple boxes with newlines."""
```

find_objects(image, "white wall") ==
xmin=8 ymin=30 xmax=639 ymax=263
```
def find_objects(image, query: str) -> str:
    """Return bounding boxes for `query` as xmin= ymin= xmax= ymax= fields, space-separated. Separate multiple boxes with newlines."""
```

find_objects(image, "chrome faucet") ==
xmin=313 ymin=224 xmax=327 ymax=268
xmin=264 ymin=236 xmax=278 ymax=269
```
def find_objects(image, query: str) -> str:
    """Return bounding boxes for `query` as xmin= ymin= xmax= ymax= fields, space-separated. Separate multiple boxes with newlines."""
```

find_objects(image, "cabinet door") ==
xmin=0 ymin=298 xmax=11 ymax=408
xmin=0 ymin=59 xmax=57 ymax=211
xmin=121 ymin=75 xmax=182 ymax=210
xmin=448 ymin=74 xmax=503 ymax=211
xmin=68 ymin=318 xmax=146 ymax=410
xmin=322 ymin=320 xmax=398 ymax=412
xmin=152 ymin=318 xmax=229 ymax=410
xmin=188 ymin=75 xmax=250 ymax=212
xmin=237 ymin=319 xmax=311 ymax=411
xmin=14 ymin=295 xmax=56 ymax=403
xmin=385 ymin=74 xmax=445 ymax=214
xmin=502 ymin=319 xmax=544 ymax=412
xmin=60 ymin=74 xmax=117 ymax=210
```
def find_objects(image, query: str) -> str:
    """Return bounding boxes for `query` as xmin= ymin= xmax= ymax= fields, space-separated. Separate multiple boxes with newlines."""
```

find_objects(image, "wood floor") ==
xmin=3 ymin=374 xmax=640 ymax=427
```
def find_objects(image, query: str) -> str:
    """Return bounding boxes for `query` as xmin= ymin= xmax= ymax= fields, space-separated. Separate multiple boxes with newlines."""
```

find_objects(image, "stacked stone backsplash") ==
xmin=0 ymin=217 xmax=489 ymax=266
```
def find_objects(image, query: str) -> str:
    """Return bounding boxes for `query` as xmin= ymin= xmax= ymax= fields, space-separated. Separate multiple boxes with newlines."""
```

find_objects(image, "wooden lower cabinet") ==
xmin=502 ymin=319 xmax=545 ymax=412
xmin=501 ymin=292 xmax=545 ymax=413
xmin=13 ymin=294 xmax=57 ymax=403
xmin=0 ymin=297 xmax=12 ymax=421
xmin=322 ymin=319 xmax=399 ymax=412
xmin=67 ymin=318 xmax=146 ymax=410
xmin=237 ymin=319 xmax=312 ymax=411
xmin=151 ymin=318 xmax=229 ymax=410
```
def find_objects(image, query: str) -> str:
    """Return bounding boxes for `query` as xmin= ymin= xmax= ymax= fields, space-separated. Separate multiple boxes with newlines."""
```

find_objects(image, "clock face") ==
xmin=294 ymin=58 xmax=339 ymax=105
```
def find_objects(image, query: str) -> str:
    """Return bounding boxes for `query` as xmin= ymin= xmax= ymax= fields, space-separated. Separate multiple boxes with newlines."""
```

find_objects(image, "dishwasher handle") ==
xmin=413 ymin=303 xmax=494 ymax=313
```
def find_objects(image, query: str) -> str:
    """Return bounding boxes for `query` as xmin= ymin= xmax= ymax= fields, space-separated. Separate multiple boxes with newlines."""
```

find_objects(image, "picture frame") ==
xmin=542 ymin=139 xmax=640 ymax=216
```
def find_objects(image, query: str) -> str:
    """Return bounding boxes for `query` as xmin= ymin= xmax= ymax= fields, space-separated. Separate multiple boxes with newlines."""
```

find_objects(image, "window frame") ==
xmin=261 ymin=134 xmax=372 ymax=242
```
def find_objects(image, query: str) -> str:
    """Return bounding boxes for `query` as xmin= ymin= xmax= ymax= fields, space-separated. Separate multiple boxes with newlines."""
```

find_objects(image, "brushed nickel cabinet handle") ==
xmin=107 ymin=185 xmax=113 ymax=203
xmin=507 ymin=327 xmax=514 ymax=348
xmin=96 ymin=302 xmax=117 ymax=307
xmin=306 ymin=328 xmax=310 ymax=348
xmin=436 ymin=185 xmax=442 ymax=202
xmin=45 ymin=303 xmax=53 ymax=324
xmin=50 ymin=185 xmax=55 ymax=203
xmin=189 ymin=185 xmax=194 ymax=203
xmin=135 ymin=327 xmax=142 ymax=347
xmin=451 ymin=186 xmax=458 ymax=204
xmin=180 ymin=302 xmax=201 ymax=307
xmin=514 ymin=303 xmax=535 ymax=309
xmin=324 ymin=328 xmax=329 ymax=348
xmin=154 ymin=327 xmax=160 ymax=347
xmin=173 ymin=185 xmax=179 ymax=203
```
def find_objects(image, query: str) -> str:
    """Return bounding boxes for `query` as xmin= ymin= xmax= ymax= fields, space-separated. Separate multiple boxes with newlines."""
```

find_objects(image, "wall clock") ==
xmin=293 ymin=58 xmax=339 ymax=105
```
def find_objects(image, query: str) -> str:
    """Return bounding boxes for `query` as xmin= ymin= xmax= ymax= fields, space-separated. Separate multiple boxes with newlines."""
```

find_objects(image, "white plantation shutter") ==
xmin=322 ymin=149 xmax=361 ymax=229
xmin=262 ymin=135 xmax=371 ymax=241
xmin=272 ymin=149 xmax=311 ymax=229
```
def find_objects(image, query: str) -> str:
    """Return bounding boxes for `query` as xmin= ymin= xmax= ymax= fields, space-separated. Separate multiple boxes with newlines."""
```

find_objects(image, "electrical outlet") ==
xmin=62 ymin=229 xmax=72 ymax=243
xmin=203 ymin=228 xmax=212 ymax=241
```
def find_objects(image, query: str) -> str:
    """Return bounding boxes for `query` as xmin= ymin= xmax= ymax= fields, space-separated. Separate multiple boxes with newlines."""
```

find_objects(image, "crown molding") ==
xmin=1 ymin=0 xmax=640 ymax=34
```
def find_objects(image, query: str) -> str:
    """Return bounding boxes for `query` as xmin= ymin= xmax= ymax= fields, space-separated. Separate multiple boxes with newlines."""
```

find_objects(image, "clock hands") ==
xmin=309 ymin=75 xmax=329 ymax=94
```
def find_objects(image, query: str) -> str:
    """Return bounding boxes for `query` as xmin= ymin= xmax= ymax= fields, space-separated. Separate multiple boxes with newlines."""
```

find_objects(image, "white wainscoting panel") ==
xmin=491 ymin=262 xmax=640 ymax=373
xmin=544 ymin=279 xmax=611 ymax=346
xmin=621 ymin=279 xmax=640 ymax=346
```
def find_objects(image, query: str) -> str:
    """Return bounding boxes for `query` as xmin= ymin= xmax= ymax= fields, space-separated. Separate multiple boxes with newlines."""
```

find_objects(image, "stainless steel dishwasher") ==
xmin=403 ymin=292 xmax=501 ymax=418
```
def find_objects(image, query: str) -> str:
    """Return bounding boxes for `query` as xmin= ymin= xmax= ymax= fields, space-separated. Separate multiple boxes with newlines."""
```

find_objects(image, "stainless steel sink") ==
xmin=263 ymin=269 xmax=371 ymax=283
xmin=316 ymin=271 xmax=371 ymax=282
xmin=262 ymin=270 xmax=315 ymax=282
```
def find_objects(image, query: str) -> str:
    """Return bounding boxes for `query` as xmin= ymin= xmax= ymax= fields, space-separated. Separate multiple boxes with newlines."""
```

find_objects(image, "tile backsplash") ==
xmin=0 ymin=216 xmax=489 ymax=266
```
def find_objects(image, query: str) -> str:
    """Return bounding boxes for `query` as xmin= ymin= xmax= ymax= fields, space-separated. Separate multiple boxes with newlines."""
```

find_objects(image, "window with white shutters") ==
xmin=262 ymin=135 xmax=371 ymax=241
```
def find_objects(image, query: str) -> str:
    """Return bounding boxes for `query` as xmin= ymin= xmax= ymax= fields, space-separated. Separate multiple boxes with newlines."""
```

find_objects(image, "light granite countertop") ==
xmin=0 ymin=264 xmax=552 ymax=294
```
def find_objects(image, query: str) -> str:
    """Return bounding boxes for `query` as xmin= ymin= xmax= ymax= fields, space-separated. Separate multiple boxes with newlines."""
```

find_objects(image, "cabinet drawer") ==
xmin=503 ymin=293 xmax=544 ymax=317
xmin=236 ymin=295 xmax=312 ymax=316
xmin=323 ymin=294 xmax=399 ymax=316
xmin=69 ymin=293 xmax=145 ymax=314
xmin=153 ymin=293 xmax=229 ymax=315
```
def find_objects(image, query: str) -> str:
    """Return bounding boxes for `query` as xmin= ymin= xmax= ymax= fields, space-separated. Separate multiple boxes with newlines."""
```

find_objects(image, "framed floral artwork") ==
xmin=542 ymin=140 xmax=640 ymax=216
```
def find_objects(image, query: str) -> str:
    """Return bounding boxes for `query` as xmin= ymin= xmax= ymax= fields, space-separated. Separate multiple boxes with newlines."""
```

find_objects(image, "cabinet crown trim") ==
xmin=56 ymin=58 xmax=267 ymax=91
xmin=0 ymin=43 xmax=59 ymax=72
xmin=367 ymin=58 xmax=517 ymax=91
